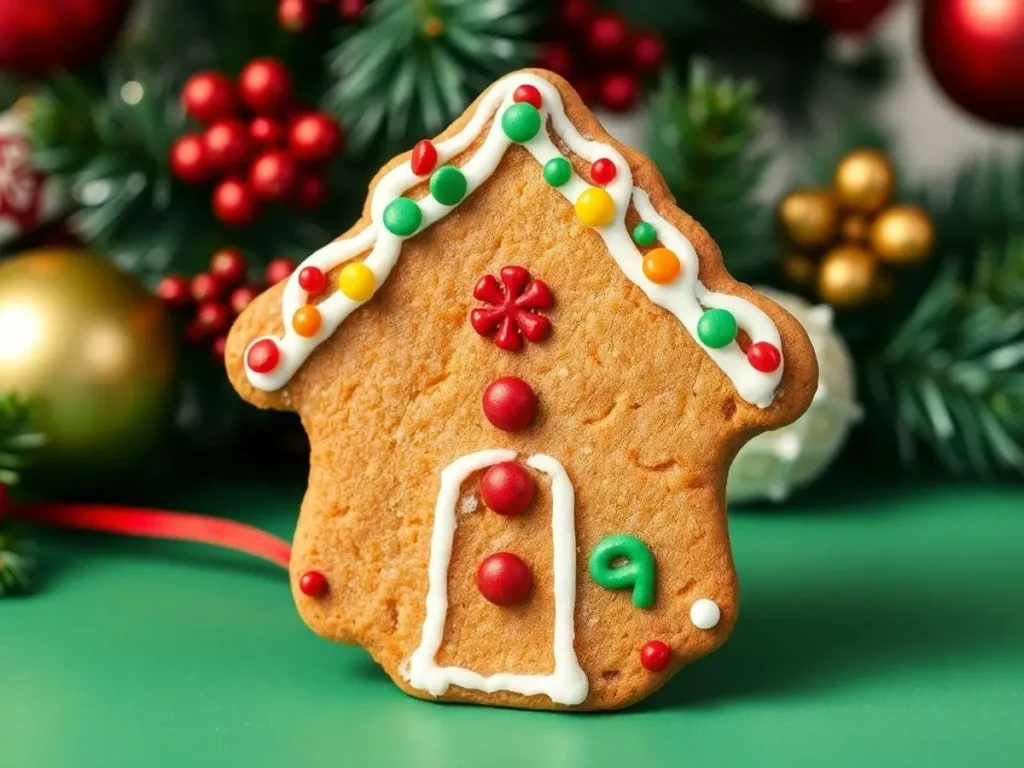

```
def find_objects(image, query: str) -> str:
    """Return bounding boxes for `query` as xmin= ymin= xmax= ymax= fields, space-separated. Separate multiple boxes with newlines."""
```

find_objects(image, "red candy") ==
xmin=299 ymin=570 xmax=328 ymax=597
xmin=482 ymin=376 xmax=537 ymax=432
xmin=476 ymin=552 xmax=532 ymax=606
xmin=640 ymin=640 xmax=671 ymax=672
xmin=513 ymin=84 xmax=542 ymax=109
xmin=298 ymin=265 xmax=327 ymax=294
xmin=747 ymin=341 xmax=781 ymax=373
xmin=481 ymin=462 xmax=535 ymax=516
xmin=470 ymin=266 xmax=554 ymax=351
xmin=411 ymin=139 xmax=438 ymax=176
xmin=590 ymin=158 xmax=616 ymax=186
xmin=247 ymin=338 xmax=281 ymax=373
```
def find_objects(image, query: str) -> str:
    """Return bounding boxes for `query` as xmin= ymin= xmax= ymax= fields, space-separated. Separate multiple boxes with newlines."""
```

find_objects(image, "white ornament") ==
xmin=727 ymin=288 xmax=862 ymax=504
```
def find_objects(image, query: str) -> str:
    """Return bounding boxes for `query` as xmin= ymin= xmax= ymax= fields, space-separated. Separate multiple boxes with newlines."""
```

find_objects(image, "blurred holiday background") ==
xmin=1 ymin=0 xmax=1022 ymax=593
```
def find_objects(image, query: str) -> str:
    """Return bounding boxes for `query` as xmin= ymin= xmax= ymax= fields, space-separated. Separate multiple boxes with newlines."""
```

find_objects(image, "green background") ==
xmin=3 ymin=479 xmax=1023 ymax=767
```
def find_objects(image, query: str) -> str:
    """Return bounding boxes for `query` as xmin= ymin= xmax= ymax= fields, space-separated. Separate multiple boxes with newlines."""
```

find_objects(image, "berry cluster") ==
xmin=155 ymin=249 xmax=298 ymax=357
xmin=535 ymin=0 xmax=665 ymax=113
xmin=277 ymin=0 xmax=368 ymax=32
xmin=170 ymin=59 xmax=343 ymax=227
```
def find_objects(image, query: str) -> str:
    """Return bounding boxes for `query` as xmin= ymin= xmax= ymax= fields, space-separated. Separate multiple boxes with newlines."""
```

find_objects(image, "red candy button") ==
xmin=297 ymin=265 xmax=326 ymax=294
xmin=481 ymin=462 xmax=535 ymax=516
xmin=299 ymin=570 xmax=328 ymax=597
xmin=482 ymin=376 xmax=537 ymax=431
xmin=411 ymin=139 xmax=438 ymax=176
xmin=513 ymin=84 xmax=543 ymax=109
xmin=246 ymin=339 xmax=280 ymax=373
xmin=590 ymin=158 xmax=617 ymax=186
xmin=476 ymin=552 xmax=532 ymax=606
xmin=747 ymin=341 xmax=781 ymax=373
xmin=640 ymin=640 xmax=671 ymax=671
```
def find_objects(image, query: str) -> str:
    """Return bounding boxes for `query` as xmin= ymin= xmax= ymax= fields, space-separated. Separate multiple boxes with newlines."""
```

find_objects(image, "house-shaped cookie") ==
xmin=226 ymin=69 xmax=816 ymax=711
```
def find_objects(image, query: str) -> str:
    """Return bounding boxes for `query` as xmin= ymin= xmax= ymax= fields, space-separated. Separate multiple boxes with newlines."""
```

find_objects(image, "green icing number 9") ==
xmin=588 ymin=534 xmax=656 ymax=608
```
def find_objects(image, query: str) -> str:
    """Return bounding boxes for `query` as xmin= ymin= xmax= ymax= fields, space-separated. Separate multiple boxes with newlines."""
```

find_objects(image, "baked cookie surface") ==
xmin=226 ymin=69 xmax=817 ymax=711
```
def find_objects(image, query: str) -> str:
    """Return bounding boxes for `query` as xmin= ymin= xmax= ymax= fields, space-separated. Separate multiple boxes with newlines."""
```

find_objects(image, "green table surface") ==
xmin=3 ymin=477 xmax=1023 ymax=768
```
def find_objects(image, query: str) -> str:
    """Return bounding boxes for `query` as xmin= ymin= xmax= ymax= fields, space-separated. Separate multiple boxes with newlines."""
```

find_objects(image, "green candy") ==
xmin=632 ymin=221 xmax=657 ymax=246
xmin=543 ymin=157 xmax=572 ymax=187
xmin=383 ymin=197 xmax=422 ymax=237
xmin=429 ymin=166 xmax=467 ymax=206
xmin=502 ymin=103 xmax=541 ymax=143
xmin=589 ymin=534 xmax=656 ymax=609
xmin=697 ymin=308 xmax=738 ymax=349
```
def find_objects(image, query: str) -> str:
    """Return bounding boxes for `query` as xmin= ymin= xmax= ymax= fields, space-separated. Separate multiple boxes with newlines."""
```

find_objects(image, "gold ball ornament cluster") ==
xmin=0 ymin=250 xmax=177 ymax=489
xmin=778 ymin=149 xmax=936 ymax=307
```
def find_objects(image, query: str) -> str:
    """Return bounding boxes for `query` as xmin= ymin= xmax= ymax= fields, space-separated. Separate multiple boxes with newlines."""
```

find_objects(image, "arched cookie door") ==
xmin=404 ymin=449 xmax=588 ymax=706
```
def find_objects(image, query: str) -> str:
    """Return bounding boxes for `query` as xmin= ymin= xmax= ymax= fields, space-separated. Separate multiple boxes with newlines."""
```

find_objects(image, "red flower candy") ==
xmin=470 ymin=266 xmax=553 ymax=351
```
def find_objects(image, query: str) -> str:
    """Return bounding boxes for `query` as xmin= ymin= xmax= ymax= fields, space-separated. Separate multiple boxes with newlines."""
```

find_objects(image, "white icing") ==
xmin=690 ymin=598 xmax=721 ymax=630
xmin=244 ymin=73 xmax=784 ymax=407
xmin=404 ymin=450 xmax=588 ymax=706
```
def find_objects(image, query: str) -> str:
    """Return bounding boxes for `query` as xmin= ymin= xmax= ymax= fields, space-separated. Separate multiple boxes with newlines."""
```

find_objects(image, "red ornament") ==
xmin=181 ymin=71 xmax=237 ymax=123
xmin=238 ymin=58 xmax=293 ymax=115
xmin=480 ymin=462 xmax=535 ymax=517
xmin=476 ymin=552 xmax=532 ymax=606
xmin=229 ymin=285 xmax=260 ymax=315
xmin=195 ymin=301 xmax=231 ymax=335
xmin=298 ymin=265 xmax=327 ymax=294
xmin=587 ymin=12 xmax=630 ymax=59
xmin=470 ymin=266 xmax=554 ymax=351
xmin=811 ymin=0 xmax=894 ymax=35
xmin=169 ymin=134 xmax=210 ymax=184
xmin=921 ymin=0 xmax=1024 ymax=128
xmin=265 ymin=257 xmax=297 ymax=285
xmin=209 ymin=247 xmax=247 ymax=287
xmin=247 ymin=338 xmax=281 ymax=373
xmin=278 ymin=0 xmax=315 ymax=32
xmin=747 ymin=341 xmax=781 ymax=373
xmin=212 ymin=178 xmax=259 ymax=227
xmin=410 ymin=140 xmax=438 ymax=176
xmin=0 ymin=0 xmax=131 ymax=75
xmin=299 ymin=570 xmax=328 ymax=597
xmin=248 ymin=150 xmax=299 ymax=202
xmin=556 ymin=0 xmax=593 ymax=29
xmin=155 ymin=275 xmax=191 ymax=308
xmin=640 ymin=640 xmax=671 ymax=672
xmin=190 ymin=272 xmax=222 ymax=302
xmin=590 ymin=158 xmax=616 ymax=186
xmin=211 ymin=335 xmax=228 ymax=359
xmin=599 ymin=72 xmax=638 ymax=112
xmin=203 ymin=119 xmax=251 ymax=172
xmin=513 ymin=84 xmax=543 ymax=109
xmin=536 ymin=42 xmax=574 ymax=77
xmin=631 ymin=30 xmax=665 ymax=73
xmin=249 ymin=116 xmax=285 ymax=148
xmin=482 ymin=376 xmax=538 ymax=432
xmin=288 ymin=112 xmax=343 ymax=164
xmin=336 ymin=0 xmax=367 ymax=22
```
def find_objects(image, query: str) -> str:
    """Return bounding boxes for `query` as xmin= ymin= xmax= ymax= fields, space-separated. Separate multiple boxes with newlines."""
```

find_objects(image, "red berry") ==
xmin=203 ymin=119 xmax=250 ymax=172
xmin=248 ymin=150 xmax=298 ymax=201
xmin=747 ymin=341 xmax=781 ymax=373
xmin=299 ymin=570 xmax=328 ymax=597
xmin=195 ymin=301 xmax=231 ymax=335
xmin=632 ymin=30 xmax=665 ymax=73
xmin=229 ymin=285 xmax=260 ymax=315
xmin=209 ymin=247 xmax=247 ymax=287
xmin=156 ymin=275 xmax=191 ymax=307
xmin=213 ymin=178 xmax=259 ymax=226
xmin=246 ymin=338 xmax=281 ymax=373
xmin=211 ymin=335 xmax=228 ymax=359
xmin=278 ymin=0 xmax=315 ymax=32
xmin=265 ymin=257 xmax=297 ymax=285
xmin=191 ymin=272 xmax=222 ymax=302
xmin=480 ymin=462 xmax=535 ymax=516
xmin=297 ymin=265 xmax=327 ymax=293
xmin=482 ymin=376 xmax=537 ymax=432
xmin=238 ymin=58 xmax=293 ymax=115
xmin=640 ymin=640 xmax=671 ymax=672
xmin=336 ymin=0 xmax=367 ymax=22
xmin=599 ymin=72 xmax=639 ymax=112
xmin=169 ymin=134 xmax=210 ymax=184
xmin=292 ymin=172 xmax=328 ymax=210
xmin=587 ymin=12 xmax=630 ymax=59
xmin=410 ymin=139 xmax=438 ymax=176
xmin=288 ymin=112 xmax=342 ymax=164
xmin=557 ymin=0 xmax=593 ymax=29
xmin=249 ymin=116 xmax=285 ymax=148
xmin=476 ymin=552 xmax=532 ymax=606
xmin=590 ymin=158 xmax=617 ymax=186
xmin=536 ymin=42 xmax=574 ymax=77
xmin=513 ymin=84 xmax=542 ymax=109
xmin=181 ymin=71 xmax=236 ymax=123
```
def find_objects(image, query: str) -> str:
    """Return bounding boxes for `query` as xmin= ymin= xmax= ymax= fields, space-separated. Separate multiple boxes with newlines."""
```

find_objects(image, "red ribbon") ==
xmin=12 ymin=503 xmax=291 ymax=569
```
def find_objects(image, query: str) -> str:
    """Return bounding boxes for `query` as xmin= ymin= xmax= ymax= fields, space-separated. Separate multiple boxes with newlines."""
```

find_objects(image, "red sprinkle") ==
xmin=747 ymin=341 xmax=781 ymax=373
xmin=299 ymin=570 xmax=328 ymax=597
xmin=590 ymin=158 xmax=617 ymax=186
xmin=640 ymin=640 xmax=671 ymax=671
xmin=513 ymin=84 xmax=542 ymax=109
xmin=411 ymin=139 xmax=438 ymax=176
xmin=246 ymin=338 xmax=281 ymax=373
xmin=297 ymin=265 xmax=327 ymax=294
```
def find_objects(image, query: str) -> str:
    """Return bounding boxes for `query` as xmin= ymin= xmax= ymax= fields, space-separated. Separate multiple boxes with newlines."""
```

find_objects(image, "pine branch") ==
xmin=0 ymin=396 xmax=44 ymax=597
xmin=0 ymin=531 xmax=35 ymax=597
xmin=648 ymin=63 xmax=774 ymax=281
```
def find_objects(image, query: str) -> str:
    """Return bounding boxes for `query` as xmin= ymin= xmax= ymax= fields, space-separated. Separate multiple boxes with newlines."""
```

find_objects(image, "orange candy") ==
xmin=642 ymin=247 xmax=681 ymax=284
xmin=292 ymin=304 xmax=322 ymax=337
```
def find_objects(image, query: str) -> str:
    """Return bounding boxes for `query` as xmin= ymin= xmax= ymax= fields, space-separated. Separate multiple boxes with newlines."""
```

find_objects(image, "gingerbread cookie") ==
xmin=225 ymin=69 xmax=817 ymax=711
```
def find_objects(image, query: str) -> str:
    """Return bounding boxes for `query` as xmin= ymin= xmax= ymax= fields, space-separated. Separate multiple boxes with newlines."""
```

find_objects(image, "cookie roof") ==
xmin=243 ymin=71 xmax=784 ymax=407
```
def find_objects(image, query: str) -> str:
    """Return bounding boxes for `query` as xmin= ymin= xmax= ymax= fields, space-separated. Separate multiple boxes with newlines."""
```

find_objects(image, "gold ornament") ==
xmin=780 ymin=251 xmax=818 ymax=287
xmin=817 ymin=245 xmax=877 ymax=308
xmin=0 ymin=250 xmax=176 ymax=489
xmin=834 ymin=149 xmax=895 ymax=212
xmin=841 ymin=214 xmax=870 ymax=244
xmin=870 ymin=205 xmax=935 ymax=265
xmin=777 ymin=189 xmax=839 ymax=248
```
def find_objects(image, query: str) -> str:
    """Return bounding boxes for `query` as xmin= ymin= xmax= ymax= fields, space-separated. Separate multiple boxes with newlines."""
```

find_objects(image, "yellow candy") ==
xmin=575 ymin=187 xmax=615 ymax=228
xmin=338 ymin=262 xmax=376 ymax=301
